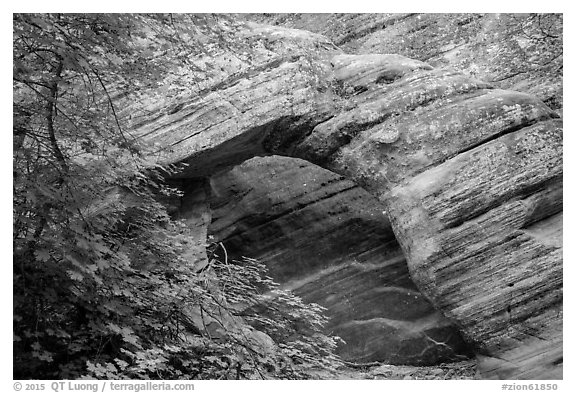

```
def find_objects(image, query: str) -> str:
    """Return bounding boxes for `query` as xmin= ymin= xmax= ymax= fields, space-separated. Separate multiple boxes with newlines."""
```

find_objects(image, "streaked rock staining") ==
xmin=129 ymin=20 xmax=562 ymax=379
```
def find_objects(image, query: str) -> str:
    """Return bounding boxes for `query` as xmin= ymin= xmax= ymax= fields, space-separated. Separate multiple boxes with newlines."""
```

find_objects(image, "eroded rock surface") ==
xmin=248 ymin=13 xmax=563 ymax=114
xmin=131 ymin=22 xmax=562 ymax=378
xmin=126 ymin=23 xmax=341 ymax=178
xmin=209 ymin=156 xmax=470 ymax=364
xmin=384 ymin=120 xmax=563 ymax=379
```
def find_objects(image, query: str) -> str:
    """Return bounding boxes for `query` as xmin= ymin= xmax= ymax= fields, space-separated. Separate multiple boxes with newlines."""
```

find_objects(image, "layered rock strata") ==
xmin=248 ymin=13 xmax=563 ymax=114
xmin=384 ymin=120 xmax=563 ymax=379
xmin=209 ymin=155 xmax=470 ymax=364
xmin=131 ymin=24 xmax=562 ymax=378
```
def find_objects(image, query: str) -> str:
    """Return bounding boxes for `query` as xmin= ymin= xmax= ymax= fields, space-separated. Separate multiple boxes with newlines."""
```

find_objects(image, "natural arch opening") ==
xmin=168 ymin=154 xmax=473 ymax=365
xmin=140 ymin=48 xmax=561 ymax=378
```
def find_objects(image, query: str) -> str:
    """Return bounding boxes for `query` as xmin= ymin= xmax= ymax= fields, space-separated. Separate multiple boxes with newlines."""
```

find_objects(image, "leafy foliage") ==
xmin=13 ymin=13 xmax=341 ymax=380
xmin=82 ymin=246 xmax=342 ymax=380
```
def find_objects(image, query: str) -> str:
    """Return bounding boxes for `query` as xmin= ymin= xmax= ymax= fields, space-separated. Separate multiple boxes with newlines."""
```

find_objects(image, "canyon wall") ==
xmin=128 ymin=19 xmax=562 ymax=379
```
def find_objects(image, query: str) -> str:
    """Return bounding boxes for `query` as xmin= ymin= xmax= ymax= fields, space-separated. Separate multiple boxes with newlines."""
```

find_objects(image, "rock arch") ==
xmin=128 ymin=37 xmax=562 ymax=379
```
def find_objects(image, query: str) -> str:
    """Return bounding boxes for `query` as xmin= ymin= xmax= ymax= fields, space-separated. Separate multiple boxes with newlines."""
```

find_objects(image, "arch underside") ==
xmin=129 ymin=48 xmax=562 ymax=379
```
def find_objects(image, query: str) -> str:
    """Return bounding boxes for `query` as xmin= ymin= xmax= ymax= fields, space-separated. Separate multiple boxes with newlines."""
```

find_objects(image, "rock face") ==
xmin=298 ymin=56 xmax=563 ymax=380
xmin=209 ymin=155 xmax=470 ymax=364
xmin=384 ymin=120 xmax=563 ymax=379
xmin=248 ymin=13 xmax=563 ymax=115
xmin=131 ymin=20 xmax=562 ymax=379
xmin=293 ymin=58 xmax=556 ymax=194
xmin=126 ymin=22 xmax=341 ymax=178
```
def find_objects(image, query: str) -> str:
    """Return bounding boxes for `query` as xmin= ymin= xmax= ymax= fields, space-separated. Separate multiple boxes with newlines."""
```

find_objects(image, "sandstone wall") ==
xmin=129 ymin=20 xmax=562 ymax=379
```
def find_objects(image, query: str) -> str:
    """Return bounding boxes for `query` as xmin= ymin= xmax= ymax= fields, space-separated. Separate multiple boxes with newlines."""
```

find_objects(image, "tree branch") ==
xmin=45 ymin=60 xmax=68 ymax=174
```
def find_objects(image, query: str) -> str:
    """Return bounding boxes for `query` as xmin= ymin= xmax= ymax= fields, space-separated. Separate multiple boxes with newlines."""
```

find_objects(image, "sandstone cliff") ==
xmin=248 ymin=13 xmax=563 ymax=115
xmin=127 ymin=17 xmax=562 ymax=379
